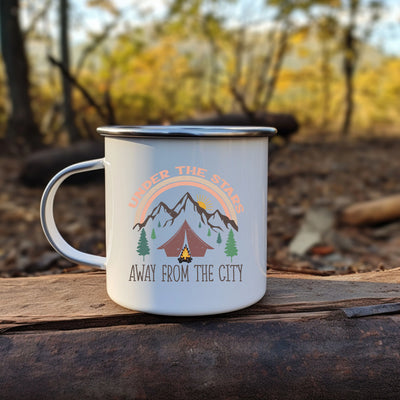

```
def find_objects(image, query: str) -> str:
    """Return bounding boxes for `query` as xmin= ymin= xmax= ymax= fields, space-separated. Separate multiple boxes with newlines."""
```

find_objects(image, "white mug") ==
xmin=40 ymin=125 xmax=276 ymax=316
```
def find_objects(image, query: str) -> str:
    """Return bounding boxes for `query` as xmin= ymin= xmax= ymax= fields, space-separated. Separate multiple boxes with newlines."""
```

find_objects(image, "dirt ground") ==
xmin=1 ymin=136 xmax=400 ymax=277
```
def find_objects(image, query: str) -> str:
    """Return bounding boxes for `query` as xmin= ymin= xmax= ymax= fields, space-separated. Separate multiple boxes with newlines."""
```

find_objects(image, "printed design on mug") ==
xmin=129 ymin=166 xmax=243 ymax=264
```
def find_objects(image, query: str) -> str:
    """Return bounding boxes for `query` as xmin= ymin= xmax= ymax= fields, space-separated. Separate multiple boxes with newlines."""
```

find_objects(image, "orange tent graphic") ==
xmin=157 ymin=220 xmax=214 ymax=257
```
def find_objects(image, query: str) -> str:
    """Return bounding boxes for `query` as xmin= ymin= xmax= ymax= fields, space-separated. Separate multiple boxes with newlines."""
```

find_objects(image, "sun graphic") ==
xmin=196 ymin=194 xmax=213 ymax=211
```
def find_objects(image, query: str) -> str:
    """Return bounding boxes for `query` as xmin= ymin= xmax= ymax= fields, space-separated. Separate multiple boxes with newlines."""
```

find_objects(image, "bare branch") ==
xmin=229 ymin=26 xmax=255 ymax=117
xmin=75 ymin=20 xmax=119 ymax=77
xmin=229 ymin=84 xmax=254 ymax=119
xmin=259 ymin=28 xmax=289 ymax=111
xmin=48 ymin=54 xmax=109 ymax=122
xmin=103 ymin=89 xmax=116 ymax=125
xmin=252 ymin=28 xmax=276 ymax=110
xmin=23 ymin=0 xmax=52 ymax=38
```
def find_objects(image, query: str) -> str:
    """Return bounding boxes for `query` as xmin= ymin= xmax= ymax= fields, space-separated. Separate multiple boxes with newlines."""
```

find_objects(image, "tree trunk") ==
xmin=252 ymin=28 xmax=275 ymax=110
xmin=60 ymin=0 xmax=81 ymax=142
xmin=0 ymin=0 xmax=41 ymax=150
xmin=203 ymin=22 xmax=223 ymax=115
xmin=259 ymin=24 xmax=289 ymax=112
xmin=341 ymin=28 xmax=356 ymax=136
xmin=320 ymin=42 xmax=332 ymax=130
xmin=341 ymin=0 xmax=359 ymax=137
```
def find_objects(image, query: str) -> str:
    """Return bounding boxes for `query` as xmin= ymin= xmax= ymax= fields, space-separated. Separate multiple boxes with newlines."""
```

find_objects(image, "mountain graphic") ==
xmin=133 ymin=192 xmax=238 ymax=232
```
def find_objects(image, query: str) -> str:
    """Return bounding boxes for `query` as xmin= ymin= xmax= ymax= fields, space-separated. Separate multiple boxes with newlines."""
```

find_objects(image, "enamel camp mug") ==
xmin=40 ymin=125 xmax=277 ymax=316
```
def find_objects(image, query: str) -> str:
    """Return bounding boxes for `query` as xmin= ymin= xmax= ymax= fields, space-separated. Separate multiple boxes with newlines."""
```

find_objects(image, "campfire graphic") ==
xmin=178 ymin=244 xmax=192 ymax=263
xmin=158 ymin=220 xmax=213 ymax=262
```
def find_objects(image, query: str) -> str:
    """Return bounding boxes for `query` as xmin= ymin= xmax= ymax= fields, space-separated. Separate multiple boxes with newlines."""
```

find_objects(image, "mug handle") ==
xmin=40 ymin=158 xmax=107 ymax=269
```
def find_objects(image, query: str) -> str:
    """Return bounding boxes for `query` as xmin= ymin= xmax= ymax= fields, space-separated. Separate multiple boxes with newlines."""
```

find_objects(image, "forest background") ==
xmin=1 ymin=0 xmax=400 ymax=276
xmin=1 ymin=0 xmax=399 ymax=150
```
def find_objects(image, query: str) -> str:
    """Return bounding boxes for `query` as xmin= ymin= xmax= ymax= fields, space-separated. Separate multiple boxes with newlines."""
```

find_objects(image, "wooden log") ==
xmin=340 ymin=194 xmax=400 ymax=226
xmin=2 ymin=314 xmax=400 ymax=400
xmin=19 ymin=140 xmax=104 ymax=187
xmin=2 ymin=271 xmax=400 ymax=329
xmin=1 ymin=271 xmax=400 ymax=399
xmin=176 ymin=112 xmax=299 ymax=142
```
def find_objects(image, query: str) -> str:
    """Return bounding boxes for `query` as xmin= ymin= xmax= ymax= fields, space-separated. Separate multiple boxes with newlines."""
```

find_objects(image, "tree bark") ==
xmin=0 ymin=0 xmax=41 ymax=150
xmin=2 ymin=272 xmax=400 ymax=399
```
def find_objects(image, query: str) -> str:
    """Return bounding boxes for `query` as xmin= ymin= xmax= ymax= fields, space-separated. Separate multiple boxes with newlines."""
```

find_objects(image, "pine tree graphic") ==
xmin=207 ymin=228 xmax=211 ymax=236
xmin=158 ymin=221 xmax=161 ymax=228
xmin=137 ymin=229 xmax=150 ymax=261
xmin=216 ymin=232 xmax=222 ymax=246
xmin=224 ymin=229 xmax=238 ymax=262
xmin=151 ymin=228 xmax=156 ymax=239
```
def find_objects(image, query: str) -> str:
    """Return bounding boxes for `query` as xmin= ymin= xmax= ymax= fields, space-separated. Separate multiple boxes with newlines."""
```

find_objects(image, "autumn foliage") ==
xmin=0 ymin=0 xmax=398 ymax=148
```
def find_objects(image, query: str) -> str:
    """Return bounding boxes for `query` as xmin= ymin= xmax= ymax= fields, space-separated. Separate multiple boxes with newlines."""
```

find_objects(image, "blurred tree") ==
xmin=252 ymin=0 xmax=294 ymax=113
xmin=0 ymin=0 xmax=42 ymax=150
xmin=167 ymin=0 xmax=333 ymax=119
xmin=60 ymin=0 xmax=81 ymax=142
xmin=340 ymin=0 xmax=382 ymax=136
xmin=48 ymin=0 xmax=120 ymax=141
xmin=341 ymin=1 xmax=357 ymax=136
xmin=315 ymin=14 xmax=337 ymax=130
xmin=74 ymin=0 xmax=121 ymax=129
xmin=23 ymin=0 xmax=52 ymax=38
xmin=0 ymin=0 xmax=394 ymax=144
xmin=93 ymin=29 xmax=198 ymax=124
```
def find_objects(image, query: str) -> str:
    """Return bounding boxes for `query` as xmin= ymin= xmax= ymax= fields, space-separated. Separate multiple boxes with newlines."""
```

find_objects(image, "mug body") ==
xmin=102 ymin=127 xmax=272 ymax=316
